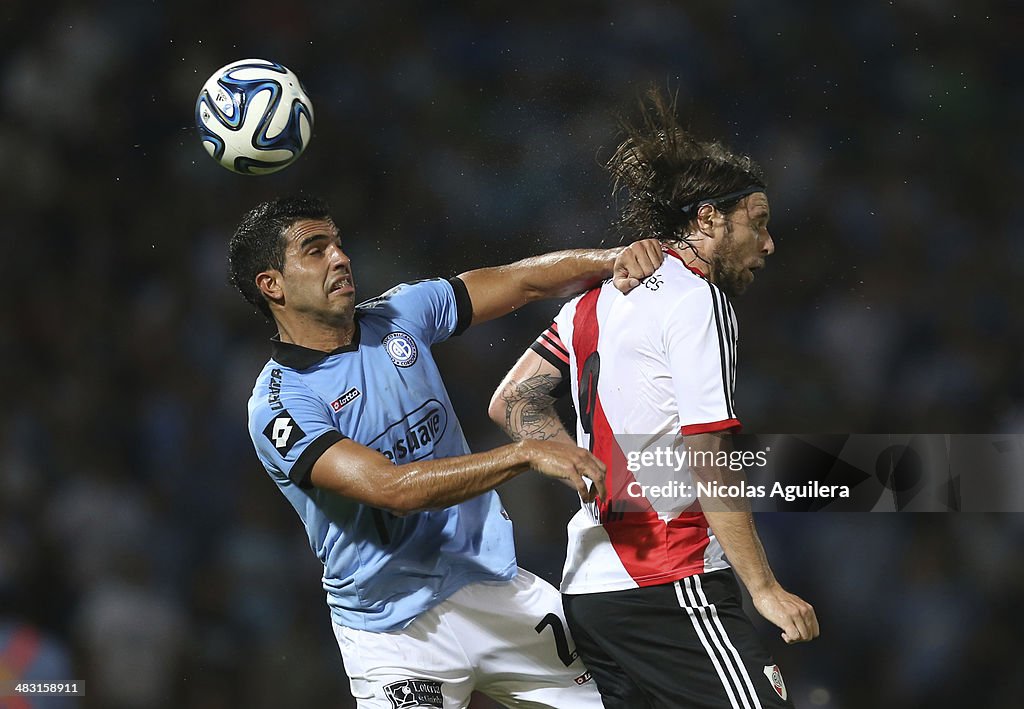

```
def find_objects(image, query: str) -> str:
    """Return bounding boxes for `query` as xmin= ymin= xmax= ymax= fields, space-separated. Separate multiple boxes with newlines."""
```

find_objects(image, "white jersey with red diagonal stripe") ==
xmin=530 ymin=249 xmax=741 ymax=594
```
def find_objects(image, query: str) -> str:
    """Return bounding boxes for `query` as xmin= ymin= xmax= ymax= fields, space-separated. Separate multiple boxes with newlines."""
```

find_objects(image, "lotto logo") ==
xmin=383 ymin=679 xmax=443 ymax=708
xmin=262 ymin=410 xmax=305 ymax=456
xmin=330 ymin=387 xmax=361 ymax=412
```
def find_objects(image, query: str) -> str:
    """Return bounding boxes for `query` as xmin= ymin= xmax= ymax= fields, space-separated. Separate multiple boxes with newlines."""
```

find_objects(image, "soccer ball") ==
xmin=195 ymin=59 xmax=314 ymax=175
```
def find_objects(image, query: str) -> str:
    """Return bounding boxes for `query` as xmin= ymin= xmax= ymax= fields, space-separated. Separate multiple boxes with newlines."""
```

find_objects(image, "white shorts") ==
xmin=332 ymin=567 xmax=603 ymax=708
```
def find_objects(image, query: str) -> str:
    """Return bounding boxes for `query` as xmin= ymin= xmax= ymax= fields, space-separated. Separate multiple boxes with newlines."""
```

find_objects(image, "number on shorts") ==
xmin=534 ymin=613 xmax=578 ymax=666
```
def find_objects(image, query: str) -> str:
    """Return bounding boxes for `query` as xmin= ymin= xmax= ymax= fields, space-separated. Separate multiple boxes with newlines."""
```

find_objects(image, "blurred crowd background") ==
xmin=2 ymin=1 xmax=1022 ymax=707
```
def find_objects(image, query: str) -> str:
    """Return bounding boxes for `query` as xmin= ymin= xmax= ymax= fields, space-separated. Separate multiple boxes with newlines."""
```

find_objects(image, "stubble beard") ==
xmin=710 ymin=231 xmax=750 ymax=298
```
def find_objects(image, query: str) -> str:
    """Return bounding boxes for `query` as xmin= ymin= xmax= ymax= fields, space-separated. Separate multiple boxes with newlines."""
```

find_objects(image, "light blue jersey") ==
xmin=248 ymin=278 xmax=517 ymax=632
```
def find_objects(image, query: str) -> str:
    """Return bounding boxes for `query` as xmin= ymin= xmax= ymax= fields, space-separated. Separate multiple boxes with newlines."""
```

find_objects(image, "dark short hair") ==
xmin=228 ymin=195 xmax=333 ymax=319
xmin=607 ymin=88 xmax=766 ymax=243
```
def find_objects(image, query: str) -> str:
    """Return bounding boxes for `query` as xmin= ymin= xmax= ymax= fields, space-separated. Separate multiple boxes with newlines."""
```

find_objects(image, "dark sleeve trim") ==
xmin=448 ymin=276 xmax=473 ymax=337
xmin=291 ymin=430 xmax=347 ymax=489
xmin=527 ymin=341 xmax=570 ymax=399
xmin=530 ymin=341 xmax=571 ymax=377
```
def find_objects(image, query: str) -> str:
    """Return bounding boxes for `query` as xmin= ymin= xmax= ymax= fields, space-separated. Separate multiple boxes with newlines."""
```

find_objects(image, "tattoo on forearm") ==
xmin=501 ymin=374 xmax=565 ymax=442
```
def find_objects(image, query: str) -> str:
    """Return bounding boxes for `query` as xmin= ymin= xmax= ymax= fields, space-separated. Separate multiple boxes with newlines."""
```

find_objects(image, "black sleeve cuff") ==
xmin=448 ymin=276 xmax=473 ymax=336
xmin=291 ymin=430 xmax=347 ymax=489
xmin=528 ymin=342 xmax=571 ymax=399
xmin=529 ymin=341 xmax=570 ymax=375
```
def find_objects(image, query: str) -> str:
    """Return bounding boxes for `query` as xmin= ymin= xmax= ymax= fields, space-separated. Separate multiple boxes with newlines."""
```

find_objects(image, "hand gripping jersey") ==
xmin=248 ymin=278 xmax=516 ymax=632
xmin=532 ymin=249 xmax=742 ymax=594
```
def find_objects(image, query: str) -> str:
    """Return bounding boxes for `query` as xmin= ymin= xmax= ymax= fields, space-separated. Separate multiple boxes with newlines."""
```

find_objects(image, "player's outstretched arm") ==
xmin=489 ymin=350 xmax=574 ymax=444
xmin=309 ymin=436 xmax=606 ymax=514
xmin=686 ymin=431 xmax=820 ymax=644
xmin=457 ymin=239 xmax=663 ymax=327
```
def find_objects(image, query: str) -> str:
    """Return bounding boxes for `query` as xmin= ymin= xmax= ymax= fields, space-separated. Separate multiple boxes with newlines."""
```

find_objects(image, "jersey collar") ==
xmin=271 ymin=319 xmax=361 ymax=370
xmin=663 ymin=246 xmax=707 ymax=278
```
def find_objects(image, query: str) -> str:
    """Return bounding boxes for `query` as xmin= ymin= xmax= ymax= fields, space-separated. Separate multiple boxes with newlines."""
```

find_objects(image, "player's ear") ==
xmin=696 ymin=203 xmax=716 ymax=237
xmin=256 ymin=270 xmax=284 ymax=302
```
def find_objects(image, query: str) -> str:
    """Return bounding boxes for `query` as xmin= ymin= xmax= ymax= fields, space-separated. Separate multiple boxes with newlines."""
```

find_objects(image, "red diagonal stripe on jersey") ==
xmin=572 ymin=288 xmax=703 ymax=582
xmin=572 ymin=286 xmax=712 ymax=585
xmin=570 ymin=288 xmax=614 ymax=525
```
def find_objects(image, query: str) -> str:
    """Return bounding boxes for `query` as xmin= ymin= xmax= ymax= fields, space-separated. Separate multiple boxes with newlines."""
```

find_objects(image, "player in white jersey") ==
xmin=228 ymin=194 xmax=661 ymax=709
xmin=490 ymin=90 xmax=819 ymax=708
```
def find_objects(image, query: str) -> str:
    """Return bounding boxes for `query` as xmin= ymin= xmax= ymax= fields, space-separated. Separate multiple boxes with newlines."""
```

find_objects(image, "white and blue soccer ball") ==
xmin=195 ymin=59 xmax=314 ymax=175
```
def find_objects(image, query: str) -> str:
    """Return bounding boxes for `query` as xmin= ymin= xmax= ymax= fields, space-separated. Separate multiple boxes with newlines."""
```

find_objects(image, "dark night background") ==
xmin=2 ymin=2 xmax=1022 ymax=707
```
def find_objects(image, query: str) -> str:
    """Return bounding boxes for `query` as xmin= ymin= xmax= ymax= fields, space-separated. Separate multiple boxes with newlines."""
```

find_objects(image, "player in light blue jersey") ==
xmin=229 ymin=195 xmax=663 ymax=708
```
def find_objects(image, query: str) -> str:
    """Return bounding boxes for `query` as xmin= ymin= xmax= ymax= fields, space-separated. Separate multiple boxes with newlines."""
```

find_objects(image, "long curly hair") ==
xmin=607 ymin=88 xmax=766 ymax=243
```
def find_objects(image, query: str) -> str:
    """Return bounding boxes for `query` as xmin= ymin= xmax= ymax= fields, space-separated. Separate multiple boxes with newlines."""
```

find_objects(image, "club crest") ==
xmin=383 ymin=331 xmax=418 ymax=368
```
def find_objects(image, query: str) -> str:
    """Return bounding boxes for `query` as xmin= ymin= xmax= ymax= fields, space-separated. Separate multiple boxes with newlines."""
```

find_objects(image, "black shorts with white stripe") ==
xmin=563 ymin=569 xmax=793 ymax=709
